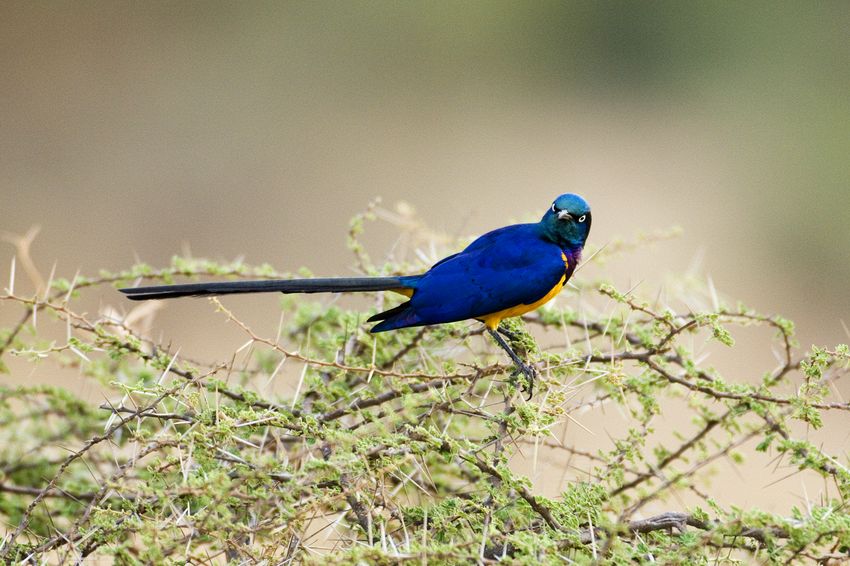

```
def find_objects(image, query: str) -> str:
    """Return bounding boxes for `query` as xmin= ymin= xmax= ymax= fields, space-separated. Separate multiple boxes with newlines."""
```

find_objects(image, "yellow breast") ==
xmin=479 ymin=252 xmax=569 ymax=330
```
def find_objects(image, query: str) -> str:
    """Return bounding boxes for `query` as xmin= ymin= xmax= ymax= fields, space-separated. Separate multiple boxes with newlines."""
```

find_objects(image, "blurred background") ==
xmin=1 ymin=2 xmax=848 ymax=513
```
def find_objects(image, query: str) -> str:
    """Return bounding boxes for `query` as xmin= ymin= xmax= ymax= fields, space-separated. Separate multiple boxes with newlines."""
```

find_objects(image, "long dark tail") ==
xmin=120 ymin=277 xmax=412 ymax=301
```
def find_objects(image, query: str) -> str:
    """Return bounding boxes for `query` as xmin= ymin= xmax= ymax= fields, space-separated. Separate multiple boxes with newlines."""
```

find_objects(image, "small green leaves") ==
xmin=1 ymin=225 xmax=849 ymax=564
xmin=710 ymin=321 xmax=735 ymax=347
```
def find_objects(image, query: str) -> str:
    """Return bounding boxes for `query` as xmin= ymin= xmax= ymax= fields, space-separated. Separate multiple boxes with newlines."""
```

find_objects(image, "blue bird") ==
xmin=121 ymin=194 xmax=592 ymax=396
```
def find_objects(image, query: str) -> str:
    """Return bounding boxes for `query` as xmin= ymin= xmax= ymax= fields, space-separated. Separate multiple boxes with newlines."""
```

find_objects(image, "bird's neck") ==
xmin=536 ymin=223 xmax=585 ymax=260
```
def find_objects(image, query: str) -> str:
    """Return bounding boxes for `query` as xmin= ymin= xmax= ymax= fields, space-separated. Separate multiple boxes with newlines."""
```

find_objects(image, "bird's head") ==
xmin=540 ymin=193 xmax=592 ymax=250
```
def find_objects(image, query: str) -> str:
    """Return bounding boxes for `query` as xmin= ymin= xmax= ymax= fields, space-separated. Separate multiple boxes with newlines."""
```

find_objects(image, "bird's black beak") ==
xmin=557 ymin=210 xmax=573 ymax=221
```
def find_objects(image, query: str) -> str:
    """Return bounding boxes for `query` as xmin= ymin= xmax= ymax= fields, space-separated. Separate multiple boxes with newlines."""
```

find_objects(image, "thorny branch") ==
xmin=0 ymin=221 xmax=848 ymax=563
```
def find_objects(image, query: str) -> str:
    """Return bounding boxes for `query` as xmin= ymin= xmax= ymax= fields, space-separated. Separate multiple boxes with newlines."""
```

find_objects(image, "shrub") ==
xmin=1 ymin=209 xmax=848 ymax=564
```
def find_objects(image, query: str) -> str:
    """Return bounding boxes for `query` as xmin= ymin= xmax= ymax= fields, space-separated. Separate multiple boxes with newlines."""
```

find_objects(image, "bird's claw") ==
xmin=511 ymin=361 xmax=537 ymax=400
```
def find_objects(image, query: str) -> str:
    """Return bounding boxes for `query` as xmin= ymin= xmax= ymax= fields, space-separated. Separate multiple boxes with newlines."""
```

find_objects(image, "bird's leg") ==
xmin=496 ymin=325 xmax=520 ymax=341
xmin=486 ymin=327 xmax=536 ymax=399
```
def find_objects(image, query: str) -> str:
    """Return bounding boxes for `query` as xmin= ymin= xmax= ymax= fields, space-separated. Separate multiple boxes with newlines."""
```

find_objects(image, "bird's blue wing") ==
xmin=371 ymin=224 xmax=568 ymax=331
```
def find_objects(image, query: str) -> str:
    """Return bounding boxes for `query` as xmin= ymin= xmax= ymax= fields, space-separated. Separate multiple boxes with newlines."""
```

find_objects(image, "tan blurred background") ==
xmin=1 ymin=2 xmax=848 ymax=515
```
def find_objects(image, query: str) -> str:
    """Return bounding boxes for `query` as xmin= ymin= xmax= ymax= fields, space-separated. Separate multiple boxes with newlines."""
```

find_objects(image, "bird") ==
xmin=121 ymin=193 xmax=592 ymax=397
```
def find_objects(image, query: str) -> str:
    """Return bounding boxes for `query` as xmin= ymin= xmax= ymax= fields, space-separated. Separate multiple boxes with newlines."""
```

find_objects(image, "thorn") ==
xmin=63 ymin=269 xmax=80 ymax=305
xmin=574 ymin=241 xmax=608 ymax=272
xmin=157 ymin=348 xmax=180 ymax=386
xmin=291 ymin=364 xmax=308 ymax=409
xmin=707 ymin=275 xmax=720 ymax=311
xmin=8 ymin=255 xmax=15 ymax=295
xmin=44 ymin=261 xmax=57 ymax=302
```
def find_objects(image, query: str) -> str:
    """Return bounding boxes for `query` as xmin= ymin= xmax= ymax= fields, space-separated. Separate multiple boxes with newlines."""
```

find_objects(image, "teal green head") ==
xmin=539 ymin=193 xmax=592 ymax=250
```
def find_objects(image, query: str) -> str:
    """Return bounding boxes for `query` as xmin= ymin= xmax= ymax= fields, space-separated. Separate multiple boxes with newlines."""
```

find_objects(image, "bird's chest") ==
xmin=478 ymin=248 xmax=573 ymax=329
xmin=520 ymin=249 xmax=573 ymax=308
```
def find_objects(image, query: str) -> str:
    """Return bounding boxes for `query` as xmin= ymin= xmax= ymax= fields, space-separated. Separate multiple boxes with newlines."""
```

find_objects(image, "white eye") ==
xmin=578 ymin=215 xmax=587 ymax=222
xmin=551 ymin=203 xmax=557 ymax=213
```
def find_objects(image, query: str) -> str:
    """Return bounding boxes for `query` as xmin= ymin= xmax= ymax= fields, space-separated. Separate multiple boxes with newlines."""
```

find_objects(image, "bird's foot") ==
xmin=511 ymin=360 xmax=537 ymax=400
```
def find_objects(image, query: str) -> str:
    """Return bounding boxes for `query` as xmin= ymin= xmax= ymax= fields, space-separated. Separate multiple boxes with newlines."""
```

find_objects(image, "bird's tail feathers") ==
xmin=120 ymin=277 xmax=412 ymax=301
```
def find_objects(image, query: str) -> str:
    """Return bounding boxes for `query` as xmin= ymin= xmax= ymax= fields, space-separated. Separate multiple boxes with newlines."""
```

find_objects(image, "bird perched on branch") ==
xmin=121 ymin=193 xmax=592 ymax=397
